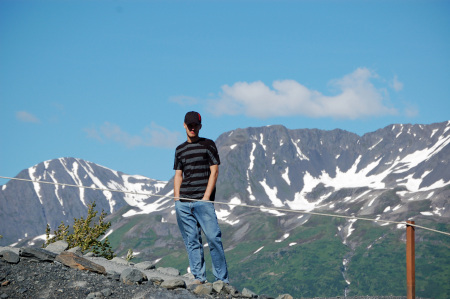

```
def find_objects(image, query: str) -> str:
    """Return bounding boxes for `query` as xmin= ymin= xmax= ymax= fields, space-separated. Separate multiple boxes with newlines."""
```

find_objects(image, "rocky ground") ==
xmin=0 ymin=244 xmax=290 ymax=299
xmin=0 ymin=244 xmax=429 ymax=299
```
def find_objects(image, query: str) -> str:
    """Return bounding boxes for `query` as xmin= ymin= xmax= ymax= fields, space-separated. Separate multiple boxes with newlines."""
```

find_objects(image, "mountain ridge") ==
xmin=1 ymin=120 xmax=449 ymax=298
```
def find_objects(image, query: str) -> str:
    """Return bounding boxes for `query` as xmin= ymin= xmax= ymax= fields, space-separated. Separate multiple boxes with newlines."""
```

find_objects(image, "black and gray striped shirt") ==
xmin=173 ymin=138 xmax=220 ymax=201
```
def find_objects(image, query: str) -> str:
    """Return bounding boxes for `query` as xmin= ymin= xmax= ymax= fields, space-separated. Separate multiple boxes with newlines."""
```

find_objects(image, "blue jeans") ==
xmin=175 ymin=200 xmax=229 ymax=283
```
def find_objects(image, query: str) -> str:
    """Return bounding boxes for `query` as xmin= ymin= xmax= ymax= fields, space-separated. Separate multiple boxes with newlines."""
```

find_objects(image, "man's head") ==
xmin=184 ymin=111 xmax=202 ymax=141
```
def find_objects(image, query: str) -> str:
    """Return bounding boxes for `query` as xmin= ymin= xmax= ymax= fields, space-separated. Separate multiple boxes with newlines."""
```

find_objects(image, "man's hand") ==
xmin=202 ymin=164 xmax=219 ymax=201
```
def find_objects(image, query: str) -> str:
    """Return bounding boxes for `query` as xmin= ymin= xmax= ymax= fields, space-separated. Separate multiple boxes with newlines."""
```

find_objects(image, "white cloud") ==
xmin=391 ymin=75 xmax=404 ymax=92
xmin=86 ymin=122 xmax=181 ymax=148
xmin=16 ymin=111 xmax=40 ymax=123
xmin=207 ymin=68 xmax=398 ymax=119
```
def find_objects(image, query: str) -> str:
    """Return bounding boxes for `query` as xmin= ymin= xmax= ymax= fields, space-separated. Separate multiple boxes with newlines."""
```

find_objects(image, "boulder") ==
xmin=242 ymin=287 xmax=257 ymax=298
xmin=192 ymin=283 xmax=213 ymax=295
xmin=112 ymin=257 xmax=132 ymax=265
xmin=160 ymin=278 xmax=186 ymax=290
xmin=183 ymin=272 xmax=195 ymax=280
xmin=120 ymin=268 xmax=147 ymax=285
xmin=134 ymin=261 xmax=156 ymax=270
xmin=44 ymin=240 xmax=68 ymax=254
xmin=56 ymin=252 xmax=106 ymax=275
xmin=149 ymin=277 xmax=164 ymax=285
xmin=20 ymin=247 xmax=57 ymax=262
xmin=1 ymin=251 xmax=20 ymax=264
xmin=213 ymin=280 xmax=226 ymax=294
xmin=225 ymin=284 xmax=240 ymax=297
xmin=67 ymin=246 xmax=83 ymax=256
xmin=157 ymin=267 xmax=180 ymax=276
xmin=276 ymin=294 xmax=294 ymax=299
xmin=0 ymin=247 xmax=20 ymax=256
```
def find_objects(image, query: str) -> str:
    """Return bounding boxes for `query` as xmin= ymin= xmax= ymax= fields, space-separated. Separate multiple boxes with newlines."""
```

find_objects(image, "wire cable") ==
xmin=1 ymin=175 xmax=449 ymax=237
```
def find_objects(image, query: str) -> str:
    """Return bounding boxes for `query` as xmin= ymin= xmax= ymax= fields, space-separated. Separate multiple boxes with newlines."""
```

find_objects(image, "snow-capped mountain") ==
xmin=211 ymin=121 xmax=450 ymax=226
xmin=0 ymin=157 xmax=166 ymax=246
xmin=1 ymin=121 xmax=449 ymax=297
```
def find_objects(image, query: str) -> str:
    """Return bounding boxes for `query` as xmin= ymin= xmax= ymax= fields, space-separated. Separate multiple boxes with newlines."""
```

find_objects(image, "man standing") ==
xmin=173 ymin=111 xmax=229 ymax=284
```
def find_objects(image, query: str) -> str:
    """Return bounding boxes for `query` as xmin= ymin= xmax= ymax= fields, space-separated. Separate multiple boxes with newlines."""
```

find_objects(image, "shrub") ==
xmin=44 ymin=201 xmax=115 ymax=259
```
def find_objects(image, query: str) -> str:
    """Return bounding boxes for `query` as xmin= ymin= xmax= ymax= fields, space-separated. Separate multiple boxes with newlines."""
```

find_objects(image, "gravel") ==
xmin=0 ymin=258 xmax=214 ymax=299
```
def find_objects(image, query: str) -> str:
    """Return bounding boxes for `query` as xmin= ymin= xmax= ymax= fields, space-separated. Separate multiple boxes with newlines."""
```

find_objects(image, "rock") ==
xmin=20 ymin=247 xmax=57 ymax=262
xmin=44 ymin=240 xmax=68 ymax=254
xmin=120 ymin=268 xmax=147 ymax=285
xmin=225 ymin=284 xmax=240 ymax=297
xmin=192 ymin=283 xmax=213 ymax=295
xmin=86 ymin=291 xmax=103 ymax=298
xmin=149 ymin=276 xmax=164 ymax=285
xmin=56 ymin=252 xmax=106 ymax=274
xmin=213 ymin=280 xmax=226 ymax=294
xmin=160 ymin=278 xmax=186 ymax=290
xmin=107 ymin=272 xmax=120 ymax=281
xmin=1 ymin=251 xmax=20 ymax=264
xmin=157 ymin=267 xmax=180 ymax=276
xmin=101 ymin=288 xmax=113 ymax=296
xmin=276 ymin=294 xmax=293 ymax=299
xmin=183 ymin=272 xmax=195 ymax=280
xmin=67 ymin=246 xmax=83 ymax=256
xmin=134 ymin=261 xmax=155 ymax=270
xmin=111 ymin=257 xmax=132 ymax=265
xmin=242 ymin=287 xmax=257 ymax=298
xmin=0 ymin=246 xmax=20 ymax=255
xmin=84 ymin=252 xmax=95 ymax=257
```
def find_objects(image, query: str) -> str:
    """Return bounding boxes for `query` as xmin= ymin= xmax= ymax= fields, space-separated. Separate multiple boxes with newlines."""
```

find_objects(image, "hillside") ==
xmin=1 ymin=121 xmax=449 ymax=298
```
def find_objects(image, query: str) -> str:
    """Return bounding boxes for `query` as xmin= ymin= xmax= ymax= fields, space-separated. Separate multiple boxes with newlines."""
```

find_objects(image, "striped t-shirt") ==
xmin=173 ymin=138 xmax=220 ymax=201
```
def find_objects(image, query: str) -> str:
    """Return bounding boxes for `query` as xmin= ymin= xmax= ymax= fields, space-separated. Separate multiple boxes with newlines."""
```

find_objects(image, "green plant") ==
xmin=44 ymin=201 xmax=115 ymax=259
xmin=126 ymin=248 xmax=135 ymax=261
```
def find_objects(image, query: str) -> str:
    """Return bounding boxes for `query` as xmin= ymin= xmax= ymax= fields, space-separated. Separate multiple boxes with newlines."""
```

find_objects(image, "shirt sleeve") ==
xmin=207 ymin=141 xmax=221 ymax=166
xmin=173 ymin=150 xmax=183 ymax=170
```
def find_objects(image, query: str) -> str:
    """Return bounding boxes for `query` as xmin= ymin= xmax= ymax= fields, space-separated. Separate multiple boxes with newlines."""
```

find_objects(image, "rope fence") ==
xmin=1 ymin=175 xmax=449 ymax=237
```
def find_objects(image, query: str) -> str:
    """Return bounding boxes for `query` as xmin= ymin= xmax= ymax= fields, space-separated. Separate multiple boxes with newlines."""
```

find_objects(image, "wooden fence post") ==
xmin=406 ymin=220 xmax=415 ymax=299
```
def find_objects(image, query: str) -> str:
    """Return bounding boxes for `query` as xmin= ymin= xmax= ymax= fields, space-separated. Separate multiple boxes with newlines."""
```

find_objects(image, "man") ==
xmin=173 ymin=111 xmax=229 ymax=284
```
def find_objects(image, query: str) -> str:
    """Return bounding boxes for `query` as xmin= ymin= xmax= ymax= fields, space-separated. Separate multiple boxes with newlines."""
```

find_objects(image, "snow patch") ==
xmin=282 ymin=167 xmax=290 ymax=185
xmin=254 ymin=246 xmax=264 ymax=254
xmin=230 ymin=144 xmax=237 ymax=150
xmin=259 ymin=206 xmax=286 ymax=216
xmin=292 ymin=139 xmax=309 ymax=160
xmin=369 ymin=138 xmax=383 ymax=150
xmin=259 ymin=133 xmax=267 ymax=152
xmin=249 ymin=143 xmax=256 ymax=170
xmin=420 ymin=211 xmax=433 ymax=216
xmin=260 ymin=179 xmax=284 ymax=207
xmin=275 ymin=233 xmax=289 ymax=243
xmin=122 ymin=190 xmax=173 ymax=217
xmin=28 ymin=166 xmax=44 ymax=205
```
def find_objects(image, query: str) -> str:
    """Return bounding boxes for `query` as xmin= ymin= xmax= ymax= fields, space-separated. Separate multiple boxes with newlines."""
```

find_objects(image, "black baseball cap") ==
xmin=184 ymin=111 xmax=202 ymax=125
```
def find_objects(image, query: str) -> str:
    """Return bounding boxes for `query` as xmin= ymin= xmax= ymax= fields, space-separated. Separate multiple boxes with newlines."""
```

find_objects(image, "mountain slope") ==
xmin=0 ymin=157 xmax=166 ymax=246
xmin=1 ymin=121 xmax=449 ymax=298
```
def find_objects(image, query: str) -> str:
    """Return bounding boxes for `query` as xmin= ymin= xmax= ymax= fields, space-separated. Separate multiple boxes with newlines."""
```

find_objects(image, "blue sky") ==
xmin=1 ymin=0 xmax=449 ymax=184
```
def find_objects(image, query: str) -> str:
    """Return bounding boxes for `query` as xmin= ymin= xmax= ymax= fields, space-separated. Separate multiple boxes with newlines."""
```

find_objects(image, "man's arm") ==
xmin=174 ymin=169 xmax=183 ymax=201
xmin=202 ymin=164 xmax=219 ymax=201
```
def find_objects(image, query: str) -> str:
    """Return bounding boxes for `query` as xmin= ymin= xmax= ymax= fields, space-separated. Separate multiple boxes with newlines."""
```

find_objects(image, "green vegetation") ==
xmin=104 ymin=209 xmax=450 ymax=298
xmin=126 ymin=248 xmax=135 ymax=261
xmin=44 ymin=201 xmax=115 ymax=259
